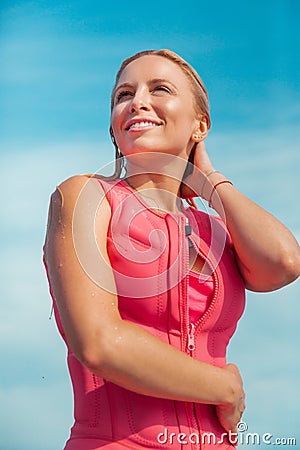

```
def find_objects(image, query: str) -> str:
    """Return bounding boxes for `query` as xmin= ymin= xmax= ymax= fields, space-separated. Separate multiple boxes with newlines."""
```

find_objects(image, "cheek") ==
xmin=110 ymin=108 xmax=120 ymax=131
xmin=111 ymin=102 xmax=127 ymax=125
xmin=163 ymin=98 xmax=196 ymax=124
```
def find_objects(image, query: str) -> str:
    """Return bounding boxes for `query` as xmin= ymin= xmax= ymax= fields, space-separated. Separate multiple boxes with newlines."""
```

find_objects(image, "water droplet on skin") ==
xmin=111 ymin=302 xmax=115 ymax=306
xmin=58 ymin=263 xmax=63 ymax=268
xmin=91 ymin=292 xmax=95 ymax=297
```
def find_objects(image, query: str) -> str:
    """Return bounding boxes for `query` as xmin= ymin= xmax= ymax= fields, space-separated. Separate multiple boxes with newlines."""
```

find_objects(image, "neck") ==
xmin=120 ymin=152 xmax=187 ymax=214
xmin=124 ymin=174 xmax=183 ymax=215
xmin=122 ymin=151 xmax=190 ymax=214
xmin=126 ymin=147 xmax=187 ymax=180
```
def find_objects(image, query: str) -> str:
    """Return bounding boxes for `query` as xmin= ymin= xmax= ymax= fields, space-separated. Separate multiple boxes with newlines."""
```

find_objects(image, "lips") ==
xmin=125 ymin=118 xmax=162 ymax=131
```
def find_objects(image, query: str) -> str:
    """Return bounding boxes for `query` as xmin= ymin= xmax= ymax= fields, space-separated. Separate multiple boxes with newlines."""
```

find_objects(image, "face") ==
xmin=111 ymin=55 xmax=200 ymax=159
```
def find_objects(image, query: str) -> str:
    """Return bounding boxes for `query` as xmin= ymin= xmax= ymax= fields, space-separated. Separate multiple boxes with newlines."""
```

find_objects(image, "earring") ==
xmin=192 ymin=133 xmax=203 ymax=142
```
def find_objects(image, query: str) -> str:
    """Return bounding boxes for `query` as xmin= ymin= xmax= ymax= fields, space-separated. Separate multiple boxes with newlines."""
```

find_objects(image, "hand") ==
xmin=180 ymin=141 xmax=215 ymax=199
xmin=192 ymin=141 xmax=215 ymax=175
xmin=216 ymin=364 xmax=246 ymax=433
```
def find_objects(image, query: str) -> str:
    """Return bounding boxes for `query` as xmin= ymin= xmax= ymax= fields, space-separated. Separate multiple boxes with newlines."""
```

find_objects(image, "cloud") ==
xmin=0 ymin=383 xmax=72 ymax=450
xmin=0 ymin=242 xmax=73 ymax=449
xmin=228 ymin=282 xmax=300 ymax=439
xmin=241 ymin=375 xmax=300 ymax=443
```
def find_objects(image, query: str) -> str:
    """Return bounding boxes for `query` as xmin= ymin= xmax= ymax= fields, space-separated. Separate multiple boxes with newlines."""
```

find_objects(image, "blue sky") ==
xmin=0 ymin=1 xmax=299 ymax=449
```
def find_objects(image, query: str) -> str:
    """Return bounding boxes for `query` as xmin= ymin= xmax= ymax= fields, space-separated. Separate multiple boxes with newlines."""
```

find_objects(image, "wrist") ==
xmin=202 ymin=365 xmax=238 ymax=406
xmin=202 ymin=167 xmax=217 ymax=177
xmin=220 ymin=365 xmax=243 ymax=407
xmin=201 ymin=171 xmax=228 ymax=202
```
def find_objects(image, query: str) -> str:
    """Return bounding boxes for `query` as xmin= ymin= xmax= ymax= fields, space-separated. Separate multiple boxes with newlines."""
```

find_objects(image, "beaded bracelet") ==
xmin=208 ymin=180 xmax=233 ymax=207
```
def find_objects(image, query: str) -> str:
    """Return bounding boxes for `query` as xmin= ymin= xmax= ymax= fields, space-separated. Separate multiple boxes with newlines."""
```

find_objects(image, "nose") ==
xmin=129 ymin=88 xmax=151 ymax=113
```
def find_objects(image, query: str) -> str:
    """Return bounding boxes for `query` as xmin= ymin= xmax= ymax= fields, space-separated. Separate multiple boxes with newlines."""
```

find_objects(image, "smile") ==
xmin=126 ymin=120 xmax=161 ymax=131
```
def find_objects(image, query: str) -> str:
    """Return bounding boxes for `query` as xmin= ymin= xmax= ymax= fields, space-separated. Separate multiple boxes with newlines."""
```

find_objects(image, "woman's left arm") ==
xmin=186 ymin=142 xmax=300 ymax=292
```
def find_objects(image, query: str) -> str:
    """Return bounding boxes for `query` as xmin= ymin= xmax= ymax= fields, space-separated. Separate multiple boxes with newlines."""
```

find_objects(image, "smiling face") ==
xmin=110 ymin=55 xmax=201 ymax=159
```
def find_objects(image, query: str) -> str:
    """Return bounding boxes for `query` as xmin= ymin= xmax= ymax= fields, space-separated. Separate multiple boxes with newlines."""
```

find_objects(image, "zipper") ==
xmin=184 ymin=216 xmax=197 ymax=356
xmin=181 ymin=215 xmax=203 ymax=450
xmin=184 ymin=215 xmax=219 ymax=357
xmin=182 ymin=215 xmax=195 ymax=355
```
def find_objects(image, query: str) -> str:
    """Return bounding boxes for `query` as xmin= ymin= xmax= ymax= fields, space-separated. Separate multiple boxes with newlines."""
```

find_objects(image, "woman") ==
xmin=44 ymin=49 xmax=300 ymax=449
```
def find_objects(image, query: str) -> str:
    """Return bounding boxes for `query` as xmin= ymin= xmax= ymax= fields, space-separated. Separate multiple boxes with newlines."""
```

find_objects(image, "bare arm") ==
xmin=44 ymin=174 xmax=244 ymax=431
xmin=183 ymin=142 xmax=300 ymax=292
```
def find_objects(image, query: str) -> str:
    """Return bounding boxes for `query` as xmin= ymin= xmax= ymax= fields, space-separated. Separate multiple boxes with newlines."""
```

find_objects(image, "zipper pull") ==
xmin=185 ymin=217 xmax=192 ymax=237
xmin=187 ymin=323 xmax=196 ymax=352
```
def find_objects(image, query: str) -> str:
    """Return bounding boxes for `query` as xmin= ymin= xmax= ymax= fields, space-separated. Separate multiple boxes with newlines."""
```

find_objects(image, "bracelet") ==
xmin=200 ymin=170 xmax=220 ymax=198
xmin=206 ymin=169 xmax=219 ymax=177
xmin=208 ymin=180 xmax=233 ymax=208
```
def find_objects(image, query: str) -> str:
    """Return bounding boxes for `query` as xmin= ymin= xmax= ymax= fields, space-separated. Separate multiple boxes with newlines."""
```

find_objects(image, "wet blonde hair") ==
xmin=108 ymin=49 xmax=211 ymax=181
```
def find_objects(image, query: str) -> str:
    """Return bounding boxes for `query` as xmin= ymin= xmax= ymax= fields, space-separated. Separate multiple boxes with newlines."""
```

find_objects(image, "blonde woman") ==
xmin=44 ymin=50 xmax=300 ymax=449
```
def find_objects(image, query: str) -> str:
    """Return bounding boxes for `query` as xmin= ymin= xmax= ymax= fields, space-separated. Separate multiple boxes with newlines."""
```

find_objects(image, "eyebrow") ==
xmin=150 ymin=78 xmax=177 ymax=89
xmin=114 ymin=82 xmax=134 ymax=93
xmin=114 ymin=78 xmax=177 ymax=94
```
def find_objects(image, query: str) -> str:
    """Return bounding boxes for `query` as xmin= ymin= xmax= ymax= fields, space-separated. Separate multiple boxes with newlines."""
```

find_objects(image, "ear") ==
xmin=191 ymin=116 xmax=209 ymax=142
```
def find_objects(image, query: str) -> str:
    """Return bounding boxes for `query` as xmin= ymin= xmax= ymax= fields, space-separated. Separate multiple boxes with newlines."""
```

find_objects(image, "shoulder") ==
xmin=56 ymin=174 xmax=103 ymax=200
xmin=45 ymin=175 xmax=112 ymax=256
xmin=49 ymin=175 xmax=111 ymax=225
xmin=55 ymin=174 xmax=108 ymax=206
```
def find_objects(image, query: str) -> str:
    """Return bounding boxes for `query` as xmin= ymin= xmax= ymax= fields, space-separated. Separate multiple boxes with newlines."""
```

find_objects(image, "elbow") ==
xmin=75 ymin=337 xmax=113 ymax=375
xmin=279 ymin=249 xmax=300 ymax=285
xmin=78 ymin=348 xmax=106 ymax=374
xmin=266 ymin=247 xmax=300 ymax=291
xmin=243 ymin=246 xmax=300 ymax=292
xmin=75 ymin=325 xmax=124 ymax=376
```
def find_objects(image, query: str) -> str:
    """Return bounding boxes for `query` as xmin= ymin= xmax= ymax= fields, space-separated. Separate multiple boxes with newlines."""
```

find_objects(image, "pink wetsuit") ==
xmin=188 ymin=270 xmax=214 ymax=324
xmin=44 ymin=178 xmax=245 ymax=449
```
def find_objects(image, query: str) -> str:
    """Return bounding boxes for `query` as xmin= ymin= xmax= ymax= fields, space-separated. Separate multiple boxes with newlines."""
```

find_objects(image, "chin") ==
xmin=122 ymin=143 xmax=163 ymax=156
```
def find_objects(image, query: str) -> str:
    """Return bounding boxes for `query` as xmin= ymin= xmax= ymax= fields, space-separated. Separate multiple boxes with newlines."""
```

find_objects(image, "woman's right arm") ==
xmin=44 ymin=174 xmax=245 ymax=432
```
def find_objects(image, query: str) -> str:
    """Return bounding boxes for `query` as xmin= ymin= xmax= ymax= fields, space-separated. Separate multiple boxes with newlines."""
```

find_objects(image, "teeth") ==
xmin=129 ymin=121 xmax=158 ymax=130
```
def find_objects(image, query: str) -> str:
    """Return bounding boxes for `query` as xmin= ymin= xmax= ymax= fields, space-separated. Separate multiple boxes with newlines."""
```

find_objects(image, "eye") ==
xmin=115 ymin=90 xmax=133 ymax=103
xmin=153 ymin=85 xmax=171 ymax=94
